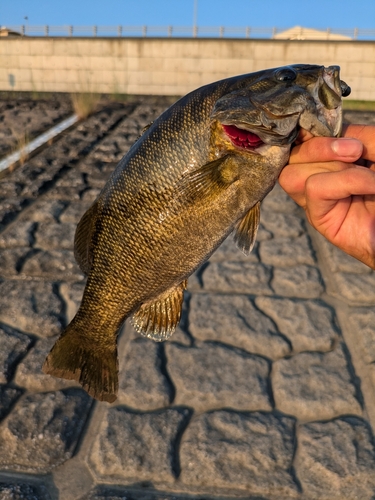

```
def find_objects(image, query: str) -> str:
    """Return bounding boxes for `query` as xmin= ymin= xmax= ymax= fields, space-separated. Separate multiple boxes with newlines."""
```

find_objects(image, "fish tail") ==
xmin=42 ymin=321 xmax=118 ymax=403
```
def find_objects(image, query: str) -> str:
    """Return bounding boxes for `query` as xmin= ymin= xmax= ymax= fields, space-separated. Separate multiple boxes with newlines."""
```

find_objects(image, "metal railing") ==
xmin=2 ymin=25 xmax=375 ymax=40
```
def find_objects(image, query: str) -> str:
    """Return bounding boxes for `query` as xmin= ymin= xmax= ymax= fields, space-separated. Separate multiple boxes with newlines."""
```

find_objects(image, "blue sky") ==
xmin=1 ymin=0 xmax=374 ymax=31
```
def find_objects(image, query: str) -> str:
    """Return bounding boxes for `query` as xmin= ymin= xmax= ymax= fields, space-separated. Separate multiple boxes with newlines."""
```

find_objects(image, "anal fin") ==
xmin=132 ymin=281 xmax=187 ymax=342
xmin=234 ymin=201 xmax=260 ymax=255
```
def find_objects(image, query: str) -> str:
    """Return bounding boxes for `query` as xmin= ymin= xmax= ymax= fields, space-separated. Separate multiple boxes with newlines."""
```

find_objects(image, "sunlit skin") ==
xmin=279 ymin=124 xmax=375 ymax=269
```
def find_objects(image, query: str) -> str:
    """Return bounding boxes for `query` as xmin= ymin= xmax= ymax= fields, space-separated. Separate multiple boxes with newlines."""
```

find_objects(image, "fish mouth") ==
xmin=222 ymin=124 xmax=264 ymax=150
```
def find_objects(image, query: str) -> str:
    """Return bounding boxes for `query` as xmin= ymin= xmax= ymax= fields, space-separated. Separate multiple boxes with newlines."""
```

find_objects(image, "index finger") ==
xmin=289 ymin=135 xmax=363 ymax=165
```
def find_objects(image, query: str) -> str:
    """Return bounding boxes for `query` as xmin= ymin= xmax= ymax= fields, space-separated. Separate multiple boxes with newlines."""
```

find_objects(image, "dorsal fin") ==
xmin=132 ymin=281 xmax=187 ymax=341
xmin=74 ymin=202 xmax=99 ymax=275
xmin=234 ymin=201 xmax=260 ymax=255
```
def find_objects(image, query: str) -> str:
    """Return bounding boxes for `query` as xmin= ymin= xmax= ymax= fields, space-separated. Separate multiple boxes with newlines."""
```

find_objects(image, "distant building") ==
xmin=0 ymin=26 xmax=22 ymax=37
xmin=274 ymin=25 xmax=351 ymax=40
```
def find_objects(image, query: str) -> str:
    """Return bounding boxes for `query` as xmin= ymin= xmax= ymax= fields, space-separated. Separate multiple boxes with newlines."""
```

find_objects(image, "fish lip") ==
xmin=323 ymin=65 xmax=342 ymax=97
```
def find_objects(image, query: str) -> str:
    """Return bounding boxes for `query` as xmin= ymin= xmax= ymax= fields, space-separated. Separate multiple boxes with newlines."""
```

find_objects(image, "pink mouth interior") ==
xmin=222 ymin=124 xmax=264 ymax=149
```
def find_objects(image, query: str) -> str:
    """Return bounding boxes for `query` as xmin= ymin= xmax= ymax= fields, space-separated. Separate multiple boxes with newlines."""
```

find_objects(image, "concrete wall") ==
xmin=1 ymin=37 xmax=374 ymax=100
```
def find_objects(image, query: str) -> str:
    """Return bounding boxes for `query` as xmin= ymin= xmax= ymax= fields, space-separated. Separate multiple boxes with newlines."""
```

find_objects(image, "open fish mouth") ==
xmin=222 ymin=124 xmax=264 ymax=149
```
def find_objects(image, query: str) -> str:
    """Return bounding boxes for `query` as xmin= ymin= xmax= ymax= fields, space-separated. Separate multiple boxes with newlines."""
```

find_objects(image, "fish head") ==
xmin=211 ymin=64 xmax=351 ymax=151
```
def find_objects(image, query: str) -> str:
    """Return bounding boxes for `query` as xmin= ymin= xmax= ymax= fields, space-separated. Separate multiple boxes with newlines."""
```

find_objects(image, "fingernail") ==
xmin=331 ymin=138 xmax=363 ymax=157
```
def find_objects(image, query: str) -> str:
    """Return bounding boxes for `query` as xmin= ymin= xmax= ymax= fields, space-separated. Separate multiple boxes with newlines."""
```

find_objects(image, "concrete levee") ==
xmin=1 ymin=37 xmax=374 ymax=99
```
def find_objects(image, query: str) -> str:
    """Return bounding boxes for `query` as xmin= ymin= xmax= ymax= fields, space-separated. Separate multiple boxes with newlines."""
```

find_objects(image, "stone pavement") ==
xmin=0 ymin=99 xmax=375 ymax=500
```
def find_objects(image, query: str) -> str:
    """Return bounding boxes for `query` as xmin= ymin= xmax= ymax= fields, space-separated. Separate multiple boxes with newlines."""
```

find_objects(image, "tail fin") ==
xmin=42 ymin=324 xmax=118 ymax=403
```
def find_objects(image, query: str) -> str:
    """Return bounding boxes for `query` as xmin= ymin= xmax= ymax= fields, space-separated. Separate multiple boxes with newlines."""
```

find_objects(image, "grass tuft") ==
xmin=343 ymin=100 xmax=375 ymax=111
xmin=12 ymin=129 xmax=30 ymax=167
xmin=70 ymin=92 xmax=101 ymax=119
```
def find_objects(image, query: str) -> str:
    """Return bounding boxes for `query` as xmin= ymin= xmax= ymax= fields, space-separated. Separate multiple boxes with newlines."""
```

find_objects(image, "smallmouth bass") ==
xmin=43 ymin=64 xmax=351 ymax=402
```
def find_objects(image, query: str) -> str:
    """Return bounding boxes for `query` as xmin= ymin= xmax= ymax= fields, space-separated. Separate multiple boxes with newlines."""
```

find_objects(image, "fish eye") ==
xmin=340 ymin=80 xmax=351 ymax=97
xmin=275 ymin=68 xmax=297 ymax=82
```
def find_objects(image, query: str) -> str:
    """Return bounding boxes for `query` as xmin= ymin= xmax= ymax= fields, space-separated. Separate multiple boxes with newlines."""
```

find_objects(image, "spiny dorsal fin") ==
xmin=74 ymin=202 xmax=99 ymax=275
xmin=138 ymin=122 xmax=154 ymax=138
xmin=175 ymin=155 xmax=238 ymax=203
xmin=132 ymin=281 xmax=187 ymax=342
xmin=234 ymin=201 xmax=260 ymax=255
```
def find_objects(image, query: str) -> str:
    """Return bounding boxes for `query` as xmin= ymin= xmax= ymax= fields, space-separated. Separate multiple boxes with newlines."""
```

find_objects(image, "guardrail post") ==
xmin=246 ymin=26 xmax=250 ymax=38
xmin=45 ymin=25 xmax=49 ymax=37
xmin=193 ymin=25 xmax=197 ymax=37
xmin=354 ymin=27 xmax=358 ymax=40
xmin=118 ymin=25 xmax=122 ymax=37
xmin=220 ymin=26 xmax=224 ymax=38
xmin=168 ymin=25 xmax=172 ymax=37
xmin=142 ymin=25 xmax=147 ymax=37
xmin=21 ymin=25 xmax=25 ymax=36
xmin=93 ymin=25 xmax=97 ymax=37
xmin=272 ymin=27 xmax=277 ymax=37
xmin=69 ymin=25 xmax=73 ymax=36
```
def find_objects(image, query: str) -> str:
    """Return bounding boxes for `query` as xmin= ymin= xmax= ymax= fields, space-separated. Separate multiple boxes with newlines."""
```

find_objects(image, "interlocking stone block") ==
xmin=315 ymin=233 xmax=372 ymax=274
xmin=348 ymin=309 xmax=375 ymax=364
xmin=0 ymin=385 xmax=23 ymax=421
xmin=34 ymin=223 xmax=76 ymax=251
xmin=0 ymin=198 xmax=27 ymax=229
xmin=0 ymin=481 xmax=51 ymax=500
xmin=90 ymin=407 xmax=190 ymax=483
xmin=200 ymin=261 xmax=273 ymax=294
xmin=272 ymin=344 xmax=362 ymax=421
xmin=21 ymin=249 xmax=84 ymax=281
xmin=260 ymin=211 xmax=305 ymax=238
xmin=166 ymin=341 xmax=271 ymax=412
xmin=272 ymin=265 xmax=324 ymax=298
xmin=0 ymin=248 xmax=31 ymax=278
xmin=333 ymin=272 xmax=375 ymax=304
xmin=261 ymin=183 xmax=298 ymax=214
xmin=189 ymin=294 xmax=290 ymax=359
xmin=259 ymin=235 xmax=316 ymax=267
xmin=59 ymin=282 xmax=85 ymax=322
xmin=117 ymin=338 xmax=172 ymax=410
xmin=296 ymin=417 xmax=375 ymax=500
xmin=59 ymin=201 xmax=93 ymax=224
xmin=255 ymin=297 xmax=337 ymax=353
xmin=0 ymin=281 xmax=63 ymax=337
xmin=0 ymin=389 xmax=92 ymax=472
xmin=22 ymin=199 xmax=66 ymax=223
xmin=209 ymin=238 xmax=260 ymax=263
xmin=84 ymin=487 xmax=193 ymax=499
xmin=0 ymin=324 xmax=32 ymax=383
xmin=180 ymin=410 xmax=298 ymax=496
xmin=0 ymin=221 xmax=35 ymax=248
xmin=14 ymin=337 xmax=79 ymax=392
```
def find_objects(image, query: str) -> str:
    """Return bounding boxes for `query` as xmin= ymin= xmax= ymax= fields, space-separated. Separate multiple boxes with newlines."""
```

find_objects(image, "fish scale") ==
xmin=43 ymin=64 xmax=350 ymax=402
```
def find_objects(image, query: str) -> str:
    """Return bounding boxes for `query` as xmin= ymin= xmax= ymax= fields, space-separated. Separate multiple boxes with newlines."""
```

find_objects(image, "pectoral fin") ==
xmin=132 ymin=281 xmax=187 ymax=341
xmin=234 ymin=201 xmax=260 ymax=255
xmin=176 ymin=155 xmax=238 ymax=202
xmin=74 ymin=202 xmax=99 ymax=275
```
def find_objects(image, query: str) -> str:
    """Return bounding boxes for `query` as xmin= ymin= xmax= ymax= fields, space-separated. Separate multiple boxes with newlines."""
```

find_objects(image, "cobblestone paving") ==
xmin=0 ymin=100 xmax=375 ymax=500
xmin=0 ymin=93 xmax=73 ymax=160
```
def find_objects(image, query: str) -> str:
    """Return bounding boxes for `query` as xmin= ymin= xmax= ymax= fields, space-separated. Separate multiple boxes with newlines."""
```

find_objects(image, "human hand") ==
xmin=279 ymin=125 xmax=375 ymax=269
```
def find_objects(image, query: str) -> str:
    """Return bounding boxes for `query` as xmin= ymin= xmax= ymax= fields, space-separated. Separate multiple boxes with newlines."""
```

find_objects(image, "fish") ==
xmin=43 ymin=64 xmax=351 ymax=402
